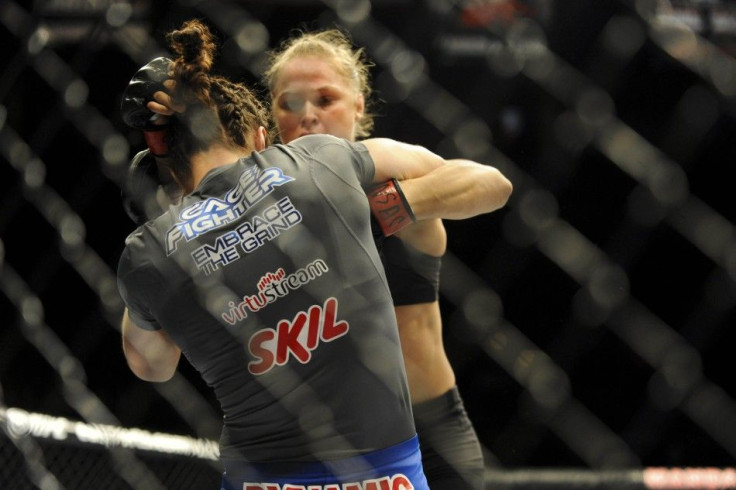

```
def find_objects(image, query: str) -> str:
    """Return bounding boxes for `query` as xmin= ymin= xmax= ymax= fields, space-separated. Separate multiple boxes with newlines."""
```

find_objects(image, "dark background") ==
xmin=2 ymin=0 xmax=736 ymax=482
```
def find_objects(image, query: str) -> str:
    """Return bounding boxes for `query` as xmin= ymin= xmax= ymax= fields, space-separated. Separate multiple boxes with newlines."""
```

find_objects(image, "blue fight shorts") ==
xmin=220 ymin=435 xmax=429 ymax=490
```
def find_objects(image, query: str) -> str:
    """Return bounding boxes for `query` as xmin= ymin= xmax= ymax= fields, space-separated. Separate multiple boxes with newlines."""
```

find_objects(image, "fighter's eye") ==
xmin=280 ymin=95 xmax=304 ymax=112
xmin=317 ymin=95 xmax=333 ymax=107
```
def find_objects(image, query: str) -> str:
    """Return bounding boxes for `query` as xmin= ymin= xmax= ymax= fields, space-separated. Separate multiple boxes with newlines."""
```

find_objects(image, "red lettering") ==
xmin=321 ymin=297 xmax=348 ymax=341
xmin=306 ymin=304 xmax=321 ymax=350
xmin=276 ymin=312 xmax=310 ymax=364
xmin=391 ymin=474 xmax=414 ymax=490
xmin=247 ymin=297 xmax=349 ymax=376
xmin=242 ymin=474 xmax=411 ymax=490
xmin=248 ymin=329 xmax=275 ymax=375
xmin=364 ymin=477 xmax=391 ymax=490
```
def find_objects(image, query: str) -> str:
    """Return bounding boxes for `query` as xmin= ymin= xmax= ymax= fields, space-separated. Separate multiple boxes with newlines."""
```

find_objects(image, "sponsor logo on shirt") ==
xmin=191 ymin=196 xmax=302 ymax=274
xmin=242 ymin=473 xmax=414 ymax=489
xmin=165 ymin=165 xmax=293 ymax=255
xmin=248 ymin=297 xmax=349 ymax=376
xmin=222 ymin=259 xmax=329 ymax=325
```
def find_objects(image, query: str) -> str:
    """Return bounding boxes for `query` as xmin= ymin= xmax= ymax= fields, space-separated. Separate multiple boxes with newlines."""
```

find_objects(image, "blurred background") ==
xmin=2 ymin=0 xmax=736 ymax=488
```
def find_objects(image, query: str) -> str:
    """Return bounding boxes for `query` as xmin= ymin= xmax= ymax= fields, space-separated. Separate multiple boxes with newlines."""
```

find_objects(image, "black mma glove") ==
xmin=122 ymin=149 xmax=166 ymax=226
xmin=120 ymin=57 xmax=172 ymax=157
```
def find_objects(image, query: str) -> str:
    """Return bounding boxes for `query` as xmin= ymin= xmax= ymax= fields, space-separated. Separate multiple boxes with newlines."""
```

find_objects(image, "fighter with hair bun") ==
xmin=117 ymin=19 xmax=511 ymax=490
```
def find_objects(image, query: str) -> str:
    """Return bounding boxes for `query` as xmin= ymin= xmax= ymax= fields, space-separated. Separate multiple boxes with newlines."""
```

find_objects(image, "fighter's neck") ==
xmin=183 ymin=145 xmax=251 ymax=193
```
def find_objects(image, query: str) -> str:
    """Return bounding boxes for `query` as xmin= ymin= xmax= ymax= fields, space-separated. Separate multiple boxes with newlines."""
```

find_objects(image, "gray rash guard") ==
xmin=117 ymin=134 xmax=415 ymax=462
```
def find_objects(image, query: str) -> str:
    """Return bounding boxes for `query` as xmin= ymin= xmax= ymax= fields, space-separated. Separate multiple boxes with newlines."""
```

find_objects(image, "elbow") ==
xmin=125 ymin=352 xmax=177 ymax=382
xmin=483 ymin=168 xmax=513 ymax=212
xmin=498 ymin=172 xmax=513 ymax=207
xmin=127 ymin=358 xmax=177 ymax=383
xmin=122 ymin=336 xmax=179 ymax=383
xmin=139 ymin=370 xmax=176 ymax=383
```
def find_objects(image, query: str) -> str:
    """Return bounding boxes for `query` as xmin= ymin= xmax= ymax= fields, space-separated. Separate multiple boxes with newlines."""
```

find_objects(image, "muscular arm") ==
xmin=362 ymin=138 xmax=445 ymax=182
xmin=142 ymin=97 xmax=513 ymax=222
xmin=363 ymin=138 xmax=513 ymax=221
xmin=400 ymin=159 xmax=512 ymax=220
xmin=121 ymin=308 xmax=181 ymax=382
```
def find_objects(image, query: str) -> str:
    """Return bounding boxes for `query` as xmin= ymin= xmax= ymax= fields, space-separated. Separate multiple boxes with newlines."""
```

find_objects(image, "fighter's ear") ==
xmin=354 ymin=93 xmax=365 ymax=122
xmin=254 ymin=126 xmax=268 ymax=151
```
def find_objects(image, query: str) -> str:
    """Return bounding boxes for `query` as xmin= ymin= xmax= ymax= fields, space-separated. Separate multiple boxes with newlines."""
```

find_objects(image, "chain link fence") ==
xmin=1 ymin=0 xmax=736 ymax=488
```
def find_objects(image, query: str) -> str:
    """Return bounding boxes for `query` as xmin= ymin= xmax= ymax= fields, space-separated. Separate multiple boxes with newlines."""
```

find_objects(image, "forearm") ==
xmin=121 ymin=309 xmax=181 ymax=382
xmin=363 ymin=138 xmax=445 ymax=182
xmin=400 ymin=160 xmax=512 ymax=220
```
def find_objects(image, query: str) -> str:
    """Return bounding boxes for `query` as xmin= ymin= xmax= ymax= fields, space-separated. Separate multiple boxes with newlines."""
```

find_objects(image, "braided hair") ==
xmin=164 ymin=19 xmax=271 ymax=182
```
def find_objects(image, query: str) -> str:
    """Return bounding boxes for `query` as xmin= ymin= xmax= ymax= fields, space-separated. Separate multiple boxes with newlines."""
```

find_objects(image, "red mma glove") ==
xmin=366 ymin=179 xmax=416 ymax=236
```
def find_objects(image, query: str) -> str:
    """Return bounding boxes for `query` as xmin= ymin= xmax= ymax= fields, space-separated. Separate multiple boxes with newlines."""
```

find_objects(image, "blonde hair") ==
xmin=263 ymin=29 xmax=375 ymax=139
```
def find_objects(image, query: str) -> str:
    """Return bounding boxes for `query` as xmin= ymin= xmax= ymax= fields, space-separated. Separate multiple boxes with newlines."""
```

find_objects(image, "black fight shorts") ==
xmin=413 ymin=386 xmax=484 ymax=490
